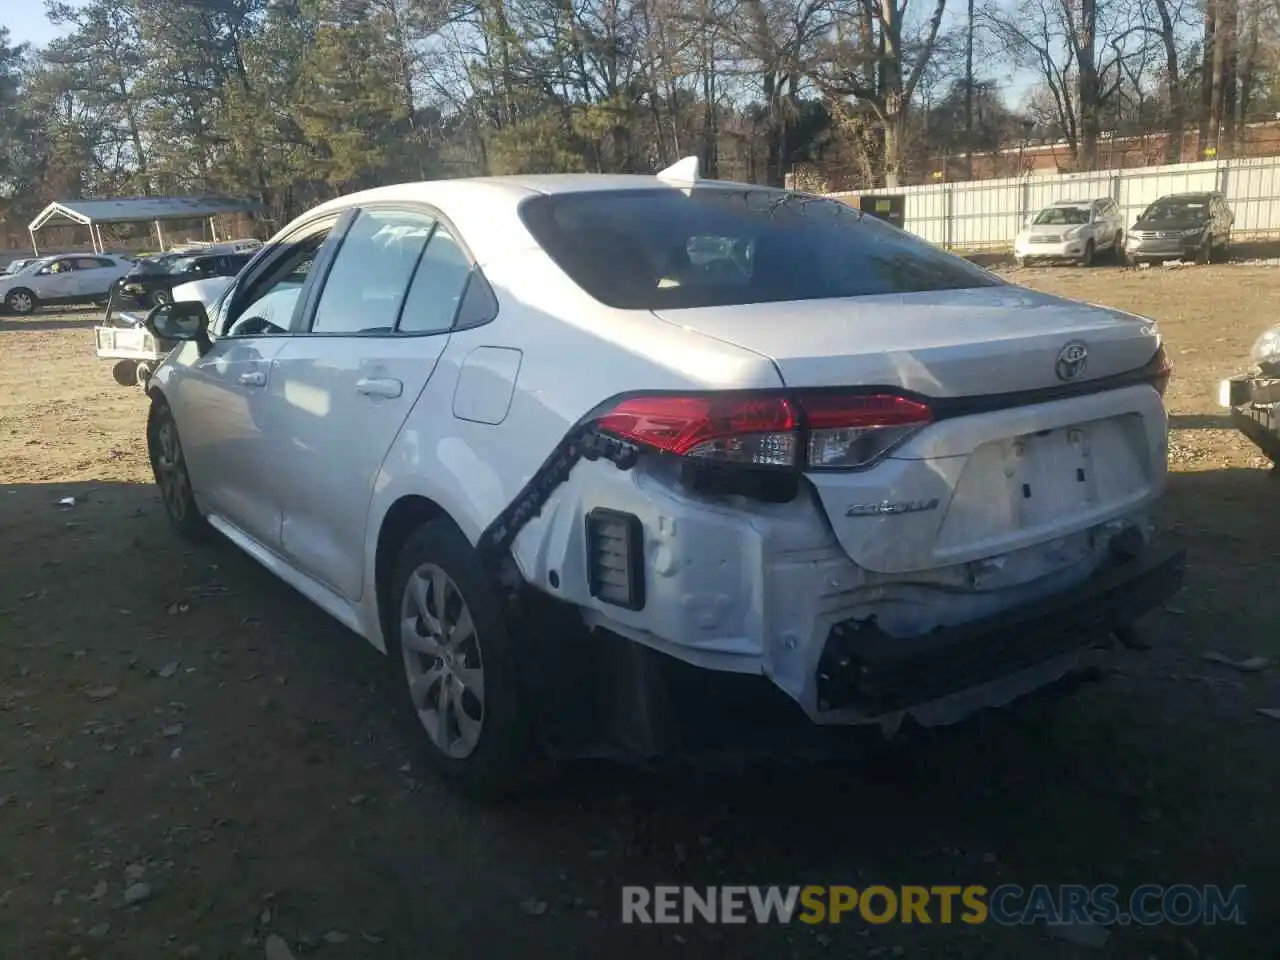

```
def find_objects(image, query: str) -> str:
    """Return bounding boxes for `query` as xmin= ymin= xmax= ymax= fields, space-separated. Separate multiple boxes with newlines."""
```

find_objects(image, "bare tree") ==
xmin=817 ymin=0 xmax=949 ymax=186
xmin=982 ymin=0 xmax=1136 ymax=168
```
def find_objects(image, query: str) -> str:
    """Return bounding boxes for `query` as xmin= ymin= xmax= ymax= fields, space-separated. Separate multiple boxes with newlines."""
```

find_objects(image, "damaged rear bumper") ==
xmin=528 ymin=541 xmax=1185 ymax=765
xmin=815 ymin=542 xmax=1185 ymax=715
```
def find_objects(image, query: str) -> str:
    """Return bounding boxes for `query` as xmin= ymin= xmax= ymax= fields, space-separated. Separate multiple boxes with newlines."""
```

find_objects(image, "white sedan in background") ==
xmin=141 ymin=160 xmax=1184 ymax=797
xmin=1014 ymin=198 xmax=1126 ymax=267
xmin=0 ymin=253 xmax=133 ymax=314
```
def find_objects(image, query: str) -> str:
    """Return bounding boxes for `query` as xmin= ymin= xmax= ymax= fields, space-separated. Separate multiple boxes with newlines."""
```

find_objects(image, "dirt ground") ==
xmin=2 ymin=266 xmax=1278 ymax=959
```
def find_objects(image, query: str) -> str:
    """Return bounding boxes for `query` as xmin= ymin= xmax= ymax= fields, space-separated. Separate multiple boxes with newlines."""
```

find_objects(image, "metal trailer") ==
xmin=94 ymin=285 xmax=176 ymax=388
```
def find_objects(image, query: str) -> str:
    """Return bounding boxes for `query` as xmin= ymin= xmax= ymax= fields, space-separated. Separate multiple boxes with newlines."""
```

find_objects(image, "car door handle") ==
xmin=356 ymin=376 xmax=403 ymax=399
xmin=238 ymin=370 xmax=267 ymax=387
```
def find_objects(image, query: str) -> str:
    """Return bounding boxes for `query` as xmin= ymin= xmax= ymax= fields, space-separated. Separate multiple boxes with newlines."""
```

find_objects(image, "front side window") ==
xmin=309 ymin=209 xmax=435 ymax=335
xmin=222 ymin=224 xmax=334 ymax=338
xmin=520 ymin=188 xmax=1001 ymax=310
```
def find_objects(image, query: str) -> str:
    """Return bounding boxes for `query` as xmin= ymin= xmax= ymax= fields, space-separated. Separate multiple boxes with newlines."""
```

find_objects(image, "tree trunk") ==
xmin=964 ymin=0 xmax=974 ymax=180
xmin=1208 ymin=0 xmax=1232 ymax=155
xmin=1199 ymin=0 xmax=1215 ymax=148
xmin=1152 ymin=0 xmax=1184 ymax=163
xmin=1076 ymin=0 xmax=1100 ymax=169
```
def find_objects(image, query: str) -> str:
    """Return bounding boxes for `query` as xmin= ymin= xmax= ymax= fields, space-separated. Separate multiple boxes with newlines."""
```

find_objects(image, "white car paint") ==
xmin=171 ymin=274 xmax=235 ymax=309
xmin=146 ymin=164 xmax=1180 ymax=771
xmin=1 ymin=253 xmax=132 ymax=312
xmin=1014 ymin=197 xmax=1126 ymax=264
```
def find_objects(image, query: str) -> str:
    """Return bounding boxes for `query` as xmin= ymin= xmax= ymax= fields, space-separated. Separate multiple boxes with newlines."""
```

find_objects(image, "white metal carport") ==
xmin=27 ymin=196 xmax=258 ymax=255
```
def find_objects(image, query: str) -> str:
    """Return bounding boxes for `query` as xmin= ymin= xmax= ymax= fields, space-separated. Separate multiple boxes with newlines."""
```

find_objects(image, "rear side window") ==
xmin=519 ymin=188 xmax=1001 ymax=310
xmin=397 ymin=225 xmax=473 ymax=335
xmin=310 ymin=209 xmax=435 ymax=334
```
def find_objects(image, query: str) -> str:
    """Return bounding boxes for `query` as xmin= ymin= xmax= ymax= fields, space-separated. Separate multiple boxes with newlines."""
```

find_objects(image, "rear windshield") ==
xmin=519 ymin=188 xmax=1001 ymax=310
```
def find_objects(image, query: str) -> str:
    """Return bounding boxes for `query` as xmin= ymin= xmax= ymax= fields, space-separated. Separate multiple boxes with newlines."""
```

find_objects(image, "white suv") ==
xmin=1015 ymin=198 xmax=1126 ymax=267
xmin=0 ymin=253 xmax=133 ymax=314
xmin=142 ymin=162 xmax=1184 ymax=795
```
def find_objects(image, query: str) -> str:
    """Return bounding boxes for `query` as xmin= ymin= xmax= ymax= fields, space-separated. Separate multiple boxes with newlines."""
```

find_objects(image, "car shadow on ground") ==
xmin=0 ymin=307 xmax=102 ymax=332
xmin=1168 ymin=412 xmax=1234 ymax=430
xmin=2 ymin=471 xmax=1275 ymax=957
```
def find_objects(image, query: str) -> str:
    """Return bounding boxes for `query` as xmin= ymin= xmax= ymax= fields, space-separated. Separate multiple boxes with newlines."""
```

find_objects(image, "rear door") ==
xmin=73 ymin=257 xmax=122 ymax=297
xmin=265 ymin=205 xmax=479 ymax=600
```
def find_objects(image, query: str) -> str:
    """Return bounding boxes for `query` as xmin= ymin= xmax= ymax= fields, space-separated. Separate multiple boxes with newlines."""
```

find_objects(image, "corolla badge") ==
xmin=1055 ymin=340 xmax=1089 ymax=381
xmin=845 ymin=498 xmax=940 ymax=518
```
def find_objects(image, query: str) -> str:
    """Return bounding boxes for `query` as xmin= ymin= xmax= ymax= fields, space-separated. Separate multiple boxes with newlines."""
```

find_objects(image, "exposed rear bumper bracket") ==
xmin=816 ymin=542 xmax=1186 ymax=715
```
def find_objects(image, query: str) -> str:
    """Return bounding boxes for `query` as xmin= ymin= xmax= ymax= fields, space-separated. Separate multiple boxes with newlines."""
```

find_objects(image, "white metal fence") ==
xmin=826 ymin=156 xmax=1280 ymax=251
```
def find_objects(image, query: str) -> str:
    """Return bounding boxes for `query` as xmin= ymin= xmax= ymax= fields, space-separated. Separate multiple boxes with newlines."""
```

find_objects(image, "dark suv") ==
xmin=112 ymin=250 xmax=254 ymax=310
xmin=1124 ymin=191 xmax=1234 ymax=265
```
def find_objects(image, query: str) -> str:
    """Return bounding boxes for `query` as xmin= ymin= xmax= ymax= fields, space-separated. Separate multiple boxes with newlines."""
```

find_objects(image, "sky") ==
xmin=4 ymin=0 xmax=70 ymax=48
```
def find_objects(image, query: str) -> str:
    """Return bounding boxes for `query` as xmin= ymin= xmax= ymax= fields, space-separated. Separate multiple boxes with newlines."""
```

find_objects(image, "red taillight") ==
xmin=1150 ymin=345 xmax=1173 ymax=397
xmin=595 ymin=394 xmax=799 ymax=467
xmin=593 ymin=392 xmax=931 ymax=470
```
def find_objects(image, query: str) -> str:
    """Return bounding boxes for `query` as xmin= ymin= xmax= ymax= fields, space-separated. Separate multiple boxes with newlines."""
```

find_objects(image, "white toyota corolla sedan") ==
xmin=142 ymin=159 xmax=1184 ymax=795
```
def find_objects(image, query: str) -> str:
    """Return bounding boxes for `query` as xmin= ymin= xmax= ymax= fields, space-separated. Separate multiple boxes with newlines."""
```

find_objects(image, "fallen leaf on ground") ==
xmin=1048 ymin=922 xmax=1110 ymax=948
xmin=1202 ymin=651 xmax=1271 ymax=673
xmin=263 ymin=934 xmax=297 ymax=960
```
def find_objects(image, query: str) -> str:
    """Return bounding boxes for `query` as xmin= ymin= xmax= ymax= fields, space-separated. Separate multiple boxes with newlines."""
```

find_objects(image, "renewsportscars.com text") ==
xmin=621 ymin=884 xmax=1248 ymax=927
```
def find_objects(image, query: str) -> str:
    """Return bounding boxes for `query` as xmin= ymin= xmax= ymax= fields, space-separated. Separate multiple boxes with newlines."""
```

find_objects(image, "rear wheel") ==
xmin=5 ymin=288 xmax=37 ymax=315
xmin=387 ymin=519 xmax=538 ymax=798
xmin=146 ymin=399 xmax=207 ymax=540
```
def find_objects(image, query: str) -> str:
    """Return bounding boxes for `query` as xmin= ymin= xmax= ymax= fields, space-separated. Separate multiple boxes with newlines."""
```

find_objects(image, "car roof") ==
xmin=1049 ymin=198 xmax=1103 ymax=206
xmin=1159 ymin=192 xmax=1215 ymax=200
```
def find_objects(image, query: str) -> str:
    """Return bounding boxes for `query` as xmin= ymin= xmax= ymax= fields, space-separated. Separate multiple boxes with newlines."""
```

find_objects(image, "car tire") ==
xmin=146 ymin=398 xmax=208 ymax=541
xmin=5 ymin=288 xmax=37 ymax=315
xmin=387 ymin=519 xmax=539 ymax=799
xmin=1079 ymin=240 xmax=1095 ymax=267
xmin=1212 ymin=234 xmax=1231 ymax=263
xmin=1195 ymin=237 xmax=1211 ymax=265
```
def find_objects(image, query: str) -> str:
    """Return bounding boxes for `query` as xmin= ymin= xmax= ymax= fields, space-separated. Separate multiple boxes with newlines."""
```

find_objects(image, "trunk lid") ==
xmin=651 ymin=285 xmax=1159 ymax=396
xmin=654 ymin=286 xmax=1167 ymax=574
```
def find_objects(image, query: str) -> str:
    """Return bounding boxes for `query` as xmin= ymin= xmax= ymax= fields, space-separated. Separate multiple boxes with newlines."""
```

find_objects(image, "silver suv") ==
xmin=1014 ymin=198 xmax=1126 ymax=267
xmin=0 ymin=254 xmax=133 ymax=314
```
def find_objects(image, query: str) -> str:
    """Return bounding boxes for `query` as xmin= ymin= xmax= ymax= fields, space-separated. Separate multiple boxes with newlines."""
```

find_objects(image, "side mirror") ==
xmin=146 ymin=299 xmax=210 ymax=345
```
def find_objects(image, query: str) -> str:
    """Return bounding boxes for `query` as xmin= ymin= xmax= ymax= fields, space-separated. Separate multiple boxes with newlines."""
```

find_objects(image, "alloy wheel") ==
xmin=399 ymin=563 xmax=485 ymax=759
xmin=153 ymin=417 xmax=191 ymax=524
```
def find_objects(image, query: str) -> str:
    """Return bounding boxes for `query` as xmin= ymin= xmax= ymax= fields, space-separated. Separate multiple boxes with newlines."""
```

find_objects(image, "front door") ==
xmin=30 ymin=259 xmax=81 ymax=301
xmin=169 ymin=217 xmax=345 ymax=548
xmin=265 ymin=206 xmax=476 ymax=600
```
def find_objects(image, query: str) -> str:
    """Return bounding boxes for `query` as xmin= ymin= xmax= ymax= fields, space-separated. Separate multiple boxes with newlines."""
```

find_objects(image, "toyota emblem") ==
xmin=1055 ymin=340 xmax=1088 ymax=381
